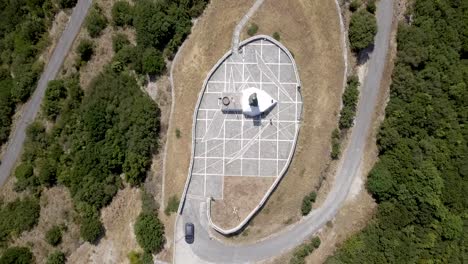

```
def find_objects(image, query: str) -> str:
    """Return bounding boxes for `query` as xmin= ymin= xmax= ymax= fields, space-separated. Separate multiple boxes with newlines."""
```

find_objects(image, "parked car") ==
xmin=185 ymin=222 xmax=195 ymax=244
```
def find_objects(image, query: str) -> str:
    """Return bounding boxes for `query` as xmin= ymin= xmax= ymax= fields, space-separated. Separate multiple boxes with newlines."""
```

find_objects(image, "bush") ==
xmin=348 ymin=10 xmax=377 ymax=52
xmin=128 ymin=251 xmax=142 ymax=264
xmin=331 ymin=128 xmax=341 ymax=159
xmin=0 ymin=198 xmax=40 ymax=243
xmin=349 ymin=0 xmax=361 ymax=12
xmin=46 ymin=251 xmax=66 ymax=264
xmin=112 ymin=33 xmax=130 ymax=53
xmin=80 ymin=215 xmax=104 ymax=243
xmin=45 ymin=225 xmax=62 ymax=246
xmin=76 ymin=39 xmax=94 ymax=62
xmin=301 ymin=191 xmax=317 ymax=215
xmin=43 ymin=80 xmax=67 ymax=120
xmin=14 ymin=162 xmax=34 ymax=190
xmin=289 ymin=236 xmax=321 ymax=264
xmin=272 ymin=32 xmax=281 ymax=41
xmin=0 ymin=247 xmax=33 ymax=264
xmin=339 ymin=76 xmax=360 ymax=129
xmin=59 ymin=0 xmax=78 ymax=9
xmin=164 ymin=195 xmax=179 ymax=216
xmin=367 ymin=0 xmax=376 ymax=14
xmin=86 ymin=5 xmax=108 ymax=38
xmin=247 ymin=23 xmax=259 ymax=36
xmin=134 ymin=213 xmax=165 ymax=253
xmin=112 ymin=1 xmax=133 ymax=27
xmin=141 ymin=251 xmax=153 ymax=264
xmin=142 ymin=48 xmax=165 ymax=75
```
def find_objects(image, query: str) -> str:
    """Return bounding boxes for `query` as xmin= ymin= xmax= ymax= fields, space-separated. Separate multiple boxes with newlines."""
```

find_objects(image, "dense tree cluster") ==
xmin=328 ymin=1 xmax=467 ymax=263
xmin=111 ymin=0 xmax=209 ymax=73
xmin=0 ymin=0 xmax=61 ymax=146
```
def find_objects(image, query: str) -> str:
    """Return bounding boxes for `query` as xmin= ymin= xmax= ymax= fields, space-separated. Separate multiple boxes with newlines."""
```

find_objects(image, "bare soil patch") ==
xmin=211 ymin=177 xmax=275 ymax=230
xmin=220 ymin=0 xmax=345 ymax=242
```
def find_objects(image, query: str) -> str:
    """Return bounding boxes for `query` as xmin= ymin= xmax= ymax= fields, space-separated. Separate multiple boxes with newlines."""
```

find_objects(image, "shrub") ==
xmin=134 ymin=213 xmax=165 ymax=253
xmin=142 ymin=48 xmax=165 ymax=75
xmin=45 ymin=225 xmax=62 ymax=246
xmin=14 ymin=162 xmax=34 ymax=190
xmin=80 ymin=215 xmax=104 ymax=243
xmin=339 ymin=76 xmax=360 ymax=129
xmin=0 ymin=247 xmax=34 ymax=264
xmin=164 ymin=195 xmax=179 ymax=216
xmin=43 ymin=80 xmax=67 ymax=120
xmin=86 ymin=5 xmax=108 ymax=38
xmin=46 ymin=251 xmax=66 ymax=264
xmin=301 ymin=191 xmax=317 ymax=215
xmin=112 ymin=1 xmax=133 ymax=27
xmin=348 ymin=10 xmax=377 ymax=52
xmin=76 ymin=39 xmax=94 ymax=62
xmin=247 ymin=23 xmax=259 ymax=36
xmin=367 ymin=0 xmax=377 ymax=14
xmin=175 ymin=128 xmax=181 ymax=139
xmin=272 ymin=32 xmax=281 ymax=41
xmin=331 ymin=128 xmax=341 ymax=159
xmin=0 ymin=198 xmax=40 ymax=243
xmin=128 ymin=251 xmax=142 ymax=264
xmin=289 ymin=236 xmax=321 ymax=264
xmin=349 ymin=0 xmax=361 ymax=12
xmin=112 ymin=33 xmax=130 ymax=53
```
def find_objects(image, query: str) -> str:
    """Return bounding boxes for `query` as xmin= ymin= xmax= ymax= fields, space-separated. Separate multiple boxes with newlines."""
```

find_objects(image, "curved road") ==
xmin=0 ymin=0 xmax=92 ymax=186
xmin=175 ymin=0 xmax=394 ymax=263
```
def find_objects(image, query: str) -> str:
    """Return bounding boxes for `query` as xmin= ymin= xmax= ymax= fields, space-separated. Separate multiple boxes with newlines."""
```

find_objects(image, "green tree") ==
xmin=112 ymin=1 xmax=133 ymax=27
xmin=134 ymin=213 xmax=165 ymax=253
xmin=86 ymin=5 xmax=108 ymax=38
xmin=80 ymin=214 xmax=104 ymax=244
xmin=142 ymin=48 xmax=165 ymax=75
xmin=348 ymin=10 xmax=377 ymax=52
xmin=76 ymin=39 xmax=94 ymax=62
xmin=0 ymin=247 xmax=33 ymax=264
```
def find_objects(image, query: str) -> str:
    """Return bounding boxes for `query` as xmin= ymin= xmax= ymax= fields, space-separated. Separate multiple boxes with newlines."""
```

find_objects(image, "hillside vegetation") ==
xmin=328 ymin=0 xmax=467 ymax=263
xmin=0 ymin=0 xmax=71 ymax=146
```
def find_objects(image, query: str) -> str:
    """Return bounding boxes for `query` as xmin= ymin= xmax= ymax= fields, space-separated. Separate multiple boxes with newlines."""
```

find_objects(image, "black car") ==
xmin=185 ymin=222 xmax=195 ymax=244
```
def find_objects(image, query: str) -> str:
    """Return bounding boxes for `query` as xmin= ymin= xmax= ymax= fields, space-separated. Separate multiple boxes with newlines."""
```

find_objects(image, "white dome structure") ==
xmin=241 ymin=88 xmax=277 ymax=117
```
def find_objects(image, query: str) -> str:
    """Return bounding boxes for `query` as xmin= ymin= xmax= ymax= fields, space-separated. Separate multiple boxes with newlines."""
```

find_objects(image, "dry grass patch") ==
xmin=211 ymin=177 xmax=275 ymax=230
xmin=67 ymin=187 xmax=142 ymax=264
xmin=12 ymin=186 xmax=80 ymax=263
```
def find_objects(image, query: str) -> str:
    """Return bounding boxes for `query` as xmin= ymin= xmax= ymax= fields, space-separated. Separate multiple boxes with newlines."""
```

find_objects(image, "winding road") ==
xmin=174 ymin=0 xmax=395 ymax=263
xmin=0 ymin=0 xmax=92 ymax=186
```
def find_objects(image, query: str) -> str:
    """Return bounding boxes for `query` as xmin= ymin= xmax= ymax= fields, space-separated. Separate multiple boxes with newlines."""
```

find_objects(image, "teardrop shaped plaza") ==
xmin=182 ymin=35 xmax=303 ymax=233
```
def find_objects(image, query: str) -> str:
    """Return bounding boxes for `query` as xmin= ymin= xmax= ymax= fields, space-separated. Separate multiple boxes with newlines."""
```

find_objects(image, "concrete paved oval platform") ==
xmin=182 ymin=35 xmax=302 ymax=234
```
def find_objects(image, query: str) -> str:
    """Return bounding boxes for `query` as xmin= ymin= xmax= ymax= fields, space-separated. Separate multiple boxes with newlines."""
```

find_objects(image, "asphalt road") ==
xmin=175 ymin=0 xmax=394 ymax=262
xmin=0 ymin=0 xmax=92 ymax=186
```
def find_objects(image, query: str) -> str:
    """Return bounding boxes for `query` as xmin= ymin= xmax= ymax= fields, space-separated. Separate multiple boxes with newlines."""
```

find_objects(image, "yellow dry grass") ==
xmin=211 ymin=177 xmax=275 ymax=230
